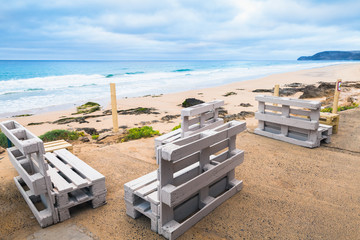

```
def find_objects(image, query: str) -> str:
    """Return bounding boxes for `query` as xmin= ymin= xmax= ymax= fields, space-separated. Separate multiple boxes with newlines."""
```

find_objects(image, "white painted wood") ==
xmin=45 ymin=153 xmax=88 ymax=188
xmin=14 ymin=176 xmax=54 ymax=227
xmin=161 ymin=181 xmax=242 ymax=240
xmin=255 ymin=95 xmax=321 ymax=109
xmin=54 ymin=149 xmax=104 ymax=182
xmin=47 ymin=167 xmax=73 ymax=193
xmin=161 ymin=150 xmax=244 ymax=207
xmin=255 ymin=112 xmax=318 ymax=130
xmin=7 ymin=148 xmax=47 ymax=195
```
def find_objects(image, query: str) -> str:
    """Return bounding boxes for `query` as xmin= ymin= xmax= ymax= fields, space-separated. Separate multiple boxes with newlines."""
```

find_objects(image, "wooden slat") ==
xmin=47 ymin=167 xmax=73 ymax=193
xmin=54 ymin=149 xmax=104 ymax=182
xmin=45 ymin=152 xmax=88 ymax=188
xmin=173 ymin=151 xmax=200 ymax=172
xmin=265 ymin=105 xmax=282 ymax=112
xmin=124 ymin=170 xmax=158 ymax=190
xmin=184 ymin=119 xmax=224 ymax=137
xmin=290 ymin=108 xmax=311 ymax=117
xmin=181 ymin=100 xmax=224 ymax=117
xmin=255 ymin=95 xmax=321 ymax=109
xmin=187 ymin=111 xmax=214 ymax=126
xmin=254 ymin=128 xmax=317 ymax=148
xmin=147 ymin=191 xmax=159 ymax=205
xmin=161 ymin=150 xmax=244 ymax=207
xmin=161 ymin=180 xmax=242 ymax=240
xmin=162 ymin=121 xmax=246 ymax=161
xmin=135 ymin=181 xmax=159 ymax=197
xmin=255 ymin=112 xmax=318 ymax=130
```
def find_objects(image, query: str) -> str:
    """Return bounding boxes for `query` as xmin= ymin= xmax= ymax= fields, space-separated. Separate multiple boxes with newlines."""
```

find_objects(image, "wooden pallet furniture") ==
xmin=0 ymin=120 xmax=106 ymax=227
xmin=125 ymin=120 xmax=246 ymax=239
xmin=254 ymin=95 xmax=332 ymax=148
xmin=155 ymin=100 xmax=224 ymax=150
xmin=44 ymin=139 xmax=73 ymax=152
xmin=319 ymin=112 xmax=340 ymax=134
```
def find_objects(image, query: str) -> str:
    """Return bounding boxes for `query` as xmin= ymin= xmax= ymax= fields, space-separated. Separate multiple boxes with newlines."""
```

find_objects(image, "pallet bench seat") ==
xmin=254 ymin=95 xmax=332 ymax=148
xmin=0 ymin=120 xmax=106 ymax=227
xmin=125 ymin=120 xmax=246 ymax=239
xmin=155 ymin=100 xmax=224 ymax=150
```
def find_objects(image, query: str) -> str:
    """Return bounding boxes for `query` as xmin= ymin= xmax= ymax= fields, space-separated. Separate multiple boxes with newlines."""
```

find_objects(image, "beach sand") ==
xmin=0 ymin=63 xmax=360 ymax=239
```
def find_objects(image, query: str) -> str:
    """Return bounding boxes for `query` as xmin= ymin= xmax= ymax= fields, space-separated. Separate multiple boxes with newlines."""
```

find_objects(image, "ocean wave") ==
xmin=0 ymin=60 xmax=351 ymax=115
xmin=125 ymin=71 xmax=145 ymax=75
xmin=25 ymin=88 xmax=44 ymax=91
xmin=172 ymin=68 xmax=193 ymax=72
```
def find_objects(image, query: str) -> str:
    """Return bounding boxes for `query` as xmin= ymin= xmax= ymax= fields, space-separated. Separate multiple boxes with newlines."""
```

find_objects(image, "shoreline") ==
xmin=1 ymin=62 xmax=360 ymax=136
xmin=1 ymin=61 xmax=357 ymax=117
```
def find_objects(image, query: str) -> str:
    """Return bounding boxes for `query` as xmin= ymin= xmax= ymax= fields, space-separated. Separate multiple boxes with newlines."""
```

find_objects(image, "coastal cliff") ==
xmin=298 ymin=51 xmax=360 ymax=60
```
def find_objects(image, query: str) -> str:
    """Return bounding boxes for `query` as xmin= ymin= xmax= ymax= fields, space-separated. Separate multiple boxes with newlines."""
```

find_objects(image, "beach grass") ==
xmin=39 ymin=129 xmax=80 ymax=142
xmin=121 ymin=126 xmax=160 ymax=142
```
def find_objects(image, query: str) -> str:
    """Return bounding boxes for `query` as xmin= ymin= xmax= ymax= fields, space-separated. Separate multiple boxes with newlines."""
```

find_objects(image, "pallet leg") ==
xmin=91 ymin=193 xmax=107 ymax=208
xmin=58 ymin=208 xmax=71 ymax=222
xmin=125 ymin=201 xmax=142 ymax=219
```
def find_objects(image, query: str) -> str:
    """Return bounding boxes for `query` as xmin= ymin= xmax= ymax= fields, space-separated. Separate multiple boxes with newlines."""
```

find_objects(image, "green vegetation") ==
xmin=0 ymin=131 xmax=8 ymax=148
xmin=28 ymin=122 xmax=45 ymax=126
xmin=92 ymin=134 xmax=99 ymax=140
xmin=39 ymin=129 xmax=80 ymax=142
xmin=223 ymin=91 xmax=237 ymax=97
xmin=172 ymin=124 xmax=181 ymax=131
xmin=13 ymin=114 xmax=33 ymax=117
xmin=73 ymin=102 xmax=100 ymax=115
xmin=121 ymin=126 xmax=160 ymax=142
xmin=321 ymin=103 xmax=359 ymax=113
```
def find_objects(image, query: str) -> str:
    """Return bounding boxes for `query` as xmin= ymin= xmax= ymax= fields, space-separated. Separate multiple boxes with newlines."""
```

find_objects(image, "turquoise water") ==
xmin=0 ymin=60 xmax=351 ymax=116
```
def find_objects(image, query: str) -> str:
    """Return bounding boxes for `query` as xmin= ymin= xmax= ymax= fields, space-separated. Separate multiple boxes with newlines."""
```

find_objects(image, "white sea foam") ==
xmin=0 ymin=61 xmax=348 ymax=116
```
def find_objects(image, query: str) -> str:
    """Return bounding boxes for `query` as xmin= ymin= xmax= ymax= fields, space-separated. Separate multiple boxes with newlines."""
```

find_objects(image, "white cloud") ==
xmin=0 ymin=0 xmax=360 ymax=59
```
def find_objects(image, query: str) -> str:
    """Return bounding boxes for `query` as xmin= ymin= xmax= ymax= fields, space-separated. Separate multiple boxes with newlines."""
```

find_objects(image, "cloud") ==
xmin=0 ymin=0 xmax=359 ymax=59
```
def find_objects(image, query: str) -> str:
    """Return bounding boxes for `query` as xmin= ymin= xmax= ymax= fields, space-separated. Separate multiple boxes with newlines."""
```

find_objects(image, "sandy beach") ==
xmin=1 ymin=63 xmax=360 ymax=239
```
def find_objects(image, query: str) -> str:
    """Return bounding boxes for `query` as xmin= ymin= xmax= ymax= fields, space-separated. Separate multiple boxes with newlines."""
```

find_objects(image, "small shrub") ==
xmin=0 ymin=132 xmax=8 ymax=148
xmin=12 ymin=114 xmax=33 ymax=117
xmin=73 ymin=102 xmax=100 ymax=114
xmin=182 ymin=98 xmax=204 ymax=108
xmin=39 ymin=130 xmax=80 ymax=142
xmin=92 ymin=134 xmax=99 ymax=140
xmin=172 ymin=124 xmax=181 ymax=131
xmin=321 ymin=103 xmax=359 ymax=113
xmin=223 ymin=91 xmax=237 ymax=97
xmin=121 ymin=126 xmax=160 ymax=142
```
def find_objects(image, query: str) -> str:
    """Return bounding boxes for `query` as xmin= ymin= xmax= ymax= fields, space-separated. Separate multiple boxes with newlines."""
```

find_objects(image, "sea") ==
xmin=0 ymin=60 xmax=353 ymax=117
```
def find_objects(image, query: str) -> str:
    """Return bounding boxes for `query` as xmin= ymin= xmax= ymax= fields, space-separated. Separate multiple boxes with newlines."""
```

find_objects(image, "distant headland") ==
xmin=298 ymin=51 xmax=360 ymax=60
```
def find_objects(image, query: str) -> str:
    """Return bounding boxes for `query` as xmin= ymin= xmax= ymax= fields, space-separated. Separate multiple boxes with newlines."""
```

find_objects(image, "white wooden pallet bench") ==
xmin=154 ymin=100 xmax=224 ymax=151
xmin=125 ymin=120 xmax=246 ymax=239
xmin=0 ymin=120 xmax=106 ymax=227
xmin=254 ymin=95 xmax=332 ymax=148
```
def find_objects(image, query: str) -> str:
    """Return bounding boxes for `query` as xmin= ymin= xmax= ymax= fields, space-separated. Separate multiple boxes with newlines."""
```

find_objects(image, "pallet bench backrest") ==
xmin=0 ymin=120 xmax=57 ymax=226
xmin=254 ymin=95 xmax=329 ymax=148
xmin=157 ymin=120 xmax=246 ymax=239
xmin=0 ymin=120 xmax=49 ymax=193
xmin=180 ymin=100 xmax=224 ymax=137
xmin=154 ymin=100 xmax=224 ymax=150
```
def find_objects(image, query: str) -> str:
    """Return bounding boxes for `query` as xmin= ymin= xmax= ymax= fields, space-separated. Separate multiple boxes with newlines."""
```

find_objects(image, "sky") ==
xmin=0 ymin=0 xmax=360 ymax=60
